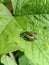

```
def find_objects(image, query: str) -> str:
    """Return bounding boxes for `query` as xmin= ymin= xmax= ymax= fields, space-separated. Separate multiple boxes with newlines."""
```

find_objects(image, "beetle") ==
xmin=20 ymin=31 xmax=36 ymax=41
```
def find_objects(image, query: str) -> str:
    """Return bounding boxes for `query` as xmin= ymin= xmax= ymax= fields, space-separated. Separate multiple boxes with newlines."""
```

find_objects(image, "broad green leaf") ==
xmin=0 ymin=2 xmax=49 ymax=65
xmin=15 ymin=15 xmax=49 ymax=65
xmin=11 ymin=0 xmax=49 ymax=15
xmin=0 ymin=3 xmax=23 ymax=56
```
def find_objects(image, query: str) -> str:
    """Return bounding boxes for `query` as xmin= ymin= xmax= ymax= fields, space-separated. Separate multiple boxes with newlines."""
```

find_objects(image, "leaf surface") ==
xmin=0 ymin=3 xmax=22 ymax=56
xmin=1 ymin=55 xmax=17 ymax=65
xmin=11 ymin=0 xmax=49 ymax=15
xmin=15 ymin=15 xmax=49 ymax=65
xmin=0 ymin=2 xmax=49 ymax=65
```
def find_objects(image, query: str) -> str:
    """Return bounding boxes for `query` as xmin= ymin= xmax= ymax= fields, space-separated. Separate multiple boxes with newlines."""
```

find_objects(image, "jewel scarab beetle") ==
xmin=20 ymin=31 xmax=36 ymax=41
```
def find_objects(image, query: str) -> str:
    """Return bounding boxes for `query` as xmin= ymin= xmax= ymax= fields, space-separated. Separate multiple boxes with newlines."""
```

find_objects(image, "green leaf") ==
xmin=0 ymin=3 xmax=22 ymax=56
xmin=0 ymin=2 xmax=49 ymax=65
xmin=0 ymin=3 xmax=12 ymax=16
xmin=15 ymin=15 xmax=49 ymax=65
xmin=11 ymin=0 xmax=49 ymax=15
xmin=1 ymin=55 xmax=17 ymax=65
xmin=19 ymin=54 xmax=33 ymax=65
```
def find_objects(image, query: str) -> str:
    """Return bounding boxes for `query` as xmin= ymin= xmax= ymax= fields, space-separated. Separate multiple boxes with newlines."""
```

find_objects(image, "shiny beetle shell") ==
xmin=20 ymin=31 xmax=36 ymax=41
